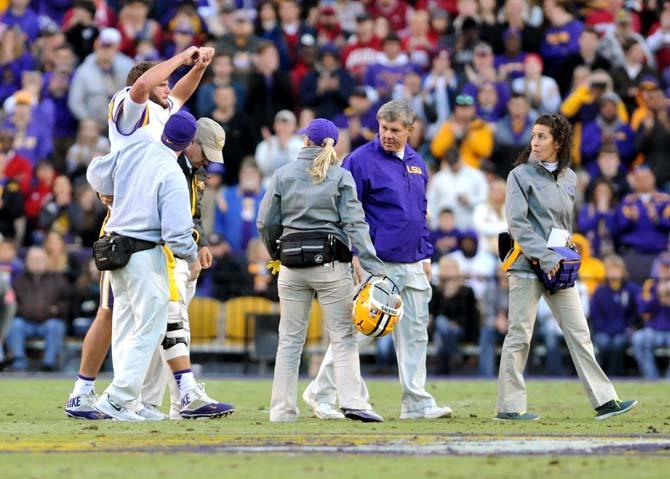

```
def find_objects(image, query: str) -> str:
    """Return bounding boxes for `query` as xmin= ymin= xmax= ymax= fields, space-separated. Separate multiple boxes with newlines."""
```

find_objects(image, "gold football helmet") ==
xmin=353 ymin=276 xmax=403 ymax=337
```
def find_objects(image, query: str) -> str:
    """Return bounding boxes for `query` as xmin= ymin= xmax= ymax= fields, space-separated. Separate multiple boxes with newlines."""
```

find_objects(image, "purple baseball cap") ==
xmin=298 ymin=118 xmax=339 ymax=147
xmin=162 ymin=110 xmax=197 ymax=151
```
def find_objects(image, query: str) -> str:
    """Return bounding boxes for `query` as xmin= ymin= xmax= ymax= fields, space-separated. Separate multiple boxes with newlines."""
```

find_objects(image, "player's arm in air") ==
xmin=170 ymin=47 xmax=215 ymax=106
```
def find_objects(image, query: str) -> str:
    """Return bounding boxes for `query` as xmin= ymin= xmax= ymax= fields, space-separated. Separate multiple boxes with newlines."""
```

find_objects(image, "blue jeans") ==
xmin=434 ymin=315 xmax=462 ymax=375
xmin=537 ymin=320 xmax=564 ymax=375
xmin=375 ymin=333 xmax=396 ymax=370
xmin=479 ymin=326 xmax=505 ymax=377
xmin=6 ymin=317 xmax=65 ymax=371
xmin=632 ymin=328 xmax=670 ymax=379
xmin=593 ymin=332 xmax=628 ymax=376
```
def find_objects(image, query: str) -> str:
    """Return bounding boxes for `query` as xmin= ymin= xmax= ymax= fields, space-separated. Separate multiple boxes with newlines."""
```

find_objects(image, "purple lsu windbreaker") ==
xmin=342 ymin=137 xmax=433 ymax=263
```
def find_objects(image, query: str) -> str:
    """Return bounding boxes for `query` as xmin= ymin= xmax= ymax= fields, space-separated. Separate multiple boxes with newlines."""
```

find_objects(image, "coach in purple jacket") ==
xmin=303 ymin=100 xmax=452 ymax=420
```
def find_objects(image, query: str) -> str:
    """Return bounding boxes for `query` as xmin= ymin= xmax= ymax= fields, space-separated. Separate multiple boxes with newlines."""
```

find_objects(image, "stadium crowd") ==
xmin=0 ymin=0 xmax=669 ymax=379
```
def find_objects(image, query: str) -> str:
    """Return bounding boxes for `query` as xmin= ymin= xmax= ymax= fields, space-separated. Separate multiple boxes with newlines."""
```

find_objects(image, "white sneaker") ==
xmin=168 ymin=403 xmax=182 ymax=421
xmin=400 ymin=405 xmax=453 ymax=420
xmin=95 ymin=394 xmax=146 ymax=422
xmin=180 ymin=383 xmax=235 ymax=419
xmin=65 ymin=391 xmax=110 ymax=420
xmin=302 ymin=389 xmax=344 ymax=420
xmin=137 ymin=402 xmax=167 ymax=421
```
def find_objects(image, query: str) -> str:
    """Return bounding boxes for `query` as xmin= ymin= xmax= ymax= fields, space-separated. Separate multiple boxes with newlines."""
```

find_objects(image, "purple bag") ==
xmin=531 ymin=247 xmax=581 ymax=294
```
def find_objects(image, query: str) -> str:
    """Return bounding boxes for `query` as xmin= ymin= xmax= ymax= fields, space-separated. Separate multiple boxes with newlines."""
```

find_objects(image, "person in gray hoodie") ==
xmin=497 ymin=113 xmax=636 ymax=421
xmin=257 ymin=118 xmax=385 ymax=423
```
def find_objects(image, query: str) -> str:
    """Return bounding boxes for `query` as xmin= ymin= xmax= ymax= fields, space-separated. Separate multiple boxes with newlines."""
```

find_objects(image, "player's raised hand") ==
xmin=180 ymin=46 xmax=200 ymax=65
xmin=196 ymin=47 xmax=215 ymax=67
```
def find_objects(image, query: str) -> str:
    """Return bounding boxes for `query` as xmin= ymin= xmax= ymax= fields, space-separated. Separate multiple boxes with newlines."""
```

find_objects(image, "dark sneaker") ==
xmin=341 ymin=409 xmax=384 ymax=423
xmin=494 ymin=412 xmax=540 ymax=421
xmin=595 ymin=399 xmax=637 ymax=421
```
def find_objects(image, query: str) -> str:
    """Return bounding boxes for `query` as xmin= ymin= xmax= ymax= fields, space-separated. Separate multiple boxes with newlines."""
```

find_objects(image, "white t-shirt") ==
xmin=107 ymin=86 xmax=182 ymax=152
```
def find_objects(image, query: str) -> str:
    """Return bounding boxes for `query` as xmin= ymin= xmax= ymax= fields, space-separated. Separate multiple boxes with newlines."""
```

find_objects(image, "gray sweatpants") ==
xmin=104 ymin=247 xmax=169 ymax=408
xmin=304 ymin=261 xmax=437 ymax=415
xmin=270 ymin=261 xmax=368 ymax=421
xmin=497 ymin=272 xmax=618 ymax=413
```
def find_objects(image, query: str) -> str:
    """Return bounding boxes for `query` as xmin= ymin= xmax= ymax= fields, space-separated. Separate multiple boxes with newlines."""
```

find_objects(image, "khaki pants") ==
xmin=270 ymin=261 xmax=368 ymax=421
xmin=497 ymin=272 xmax=618 ymax=413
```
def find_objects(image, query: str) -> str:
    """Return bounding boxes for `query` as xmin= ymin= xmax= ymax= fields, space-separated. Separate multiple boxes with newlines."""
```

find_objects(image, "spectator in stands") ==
xmin=561 ymin=70 xmax=628 ymax=128
xmin=431 ymin=93 xmax=494 ymax=169
xmin=630 ymin=76 xmax=662 ymax=131
xmin=429 ymin=256 xmax=479 ymax=375
xmin=37 ymin=176 xmax=81 ymax=244
xmin=43 ymin=230 xmax=80 ymax=284
xmin=481 ymin=0 xmax=541 ymax=54
xmin=74 ymin=185 xmax=106 ymax=247
xmin=540 ymin=0 xmax=584 ymax=96
xmin=33 ymin=21 xmax=67 ymax=73
xmin=364 ymin=33 xmax=414 ymax=100
xmin=276 ymin=0 xmax=315 ymax=71
xmin=197 ymin=232 xmax=250 ymax=301
xmin=290 ymin=34 xmax=318 ymax=94
xmin=63 ymin=0 xmax=99 ymax=62
xmin=0 ymin=127 xmax=32 ymax=194
xmin=421 ymin=47 xmax=459 ymax=139
xmin=3 ymin=90 xmax=53 ymax=164
xmin=24 ymin=161 xmax=55 ymax=243
xmin=5 ymin=246 xmax=69 ymax=371
xmin=473 ymin=178 xmax=507 ymax=258
xmin=0 ymin=26 xmax=35 ymax=106
xmin=71 ymin=258 xmax=100 ymax=338
xmin=245 ymin=42 xmax=295 ymax=131
xmin=5 ymin=71 xmax=56 ymax=136
xmin=564 ymin=27 xmax=611 ymax=83
xmin=479 ymin=266 xmax=508 ymax=377
xmin=585 ymin=144 xmax=630 ymax=199
xmin=493 ymin=94 xmax=535 ymax=178
xmin=448 ymin=229 xmax=497 ymax=301
xmin=646 ymin=8 xmax=670 ymax=72
xmin=635 ymin=87 xmax=670 ymax=190
xmin=368 ymin=0 xmax=410 ymax=32
xmin=0 ymin=240 xmax=23 ymax=283
xmin=217 ymin=9 xmax=261 ymax=69
xmin=1 ymin=0 xmax=40 ymax=43
xmin=572 ymin=233 xmax=606 ymax=297
xmin=67 ymin=27 xmax=134 ymax=128
xmin=254 ymin=0 xmax=281 ymax=45
xmin=476 ymin=81 xmax=506 ymax=124
xmin=333 ymin=87 xmax=379 ymax=149
xmin=245 ymin=237 xmax=278 ymax=302
xmin=427 ymin=145 xmax=489 ymax=230
xmin=400 ymin=9 xmax=435 ymax=71
xmin=495 ymin=28 xmax=526 ymax=82
xmin=196 ymin=53 xmax=246 ymax=117
xmin=254 ymin=110 xmax=302 ymax=187
xmin=599 ymin=9 xmax=655 ymax=70
xmin=65 ymin=118 xmax=110 ymax=181
xmin=633 ymin=252 xmax=670 ymax=379
xmin=341 ymin=12 xmax=382 ymax=82
xmin=215 ymin=159 xmax=264 ymax=255
xmin=580 ymin=92 xmax=636 ymax=167
xmin=315 ymin=5 xmax=345 ymax=47
xmin=299 ymin=44 xmax=354 ymax=121
xmin=578 ymin=177 xmax=618 ymax=259
xmin=0 ymin=269 xmax=17 ymax=371
xmin=117 ymin=0 xmax=162 ymax=59
xmin=211 ymin=85 xmax=258 ymax=186
xmin=462 ymin=42 xmax=511 ymax=106
xmin=590 ymin=255 xmax=640 ymax=376
xmin=392 ymin=71 xmax=437 ymax=128
xmin=430 ymin=208 xmax=461 ymax=261
xmin=511 ymin=54 xmax=561 ymax=115
xmin=611 ymin=37 xmax=658 ymax=117
xmin=616 ymin=166 xmax=670 ymax=283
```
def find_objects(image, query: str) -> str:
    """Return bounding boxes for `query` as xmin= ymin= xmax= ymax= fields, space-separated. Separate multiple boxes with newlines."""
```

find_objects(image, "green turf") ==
xmin=1 ymin=378 xmax=669 ymax=478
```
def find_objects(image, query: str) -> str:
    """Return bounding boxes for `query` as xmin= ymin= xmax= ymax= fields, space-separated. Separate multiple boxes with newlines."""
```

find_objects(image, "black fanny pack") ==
xmin=279 ymin=232 xmax=352 ymax=268
xmin=93 ymin=234 xmax=157 ymax=271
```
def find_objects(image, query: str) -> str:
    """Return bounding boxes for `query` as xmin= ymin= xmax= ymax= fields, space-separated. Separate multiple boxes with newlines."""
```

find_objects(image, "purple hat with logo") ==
xmin=298 ymin=118 xmax=339 ymax=147
xmin=162 ymin=110 xmax=197 ymax=151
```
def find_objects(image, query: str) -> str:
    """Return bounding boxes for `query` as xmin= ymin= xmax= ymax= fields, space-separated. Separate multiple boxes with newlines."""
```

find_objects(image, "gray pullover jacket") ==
xmin=504 ymin=157 xmax=576 ymax=273
xmin=257 ymin=146 xmax=385 ymax=275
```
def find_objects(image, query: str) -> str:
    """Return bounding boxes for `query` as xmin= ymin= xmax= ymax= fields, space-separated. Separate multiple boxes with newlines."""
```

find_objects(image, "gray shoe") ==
xmin=494 ymin=412 xmax=540 ymax=421
xmin=595 ymin=399 xmax=637 ymax=420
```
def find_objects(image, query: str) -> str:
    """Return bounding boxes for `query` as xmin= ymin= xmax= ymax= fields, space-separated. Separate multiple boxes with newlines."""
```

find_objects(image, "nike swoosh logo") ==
xmin=107 ymin=398 xmax=122 ymax=412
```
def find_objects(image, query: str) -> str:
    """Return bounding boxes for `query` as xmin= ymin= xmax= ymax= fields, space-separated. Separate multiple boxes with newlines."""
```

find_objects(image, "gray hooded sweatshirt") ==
xmin=504 ymin=156 xmax=577 ymax=273
xmin=257 ymin=146 xmax=384 ymax=275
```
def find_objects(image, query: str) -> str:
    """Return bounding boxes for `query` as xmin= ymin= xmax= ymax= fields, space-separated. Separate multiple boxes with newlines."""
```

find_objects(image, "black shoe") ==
xmin=341 ymin=409 xmax=384 ymax=422
xmin=595 ymin=399 xmax=637 ymax=420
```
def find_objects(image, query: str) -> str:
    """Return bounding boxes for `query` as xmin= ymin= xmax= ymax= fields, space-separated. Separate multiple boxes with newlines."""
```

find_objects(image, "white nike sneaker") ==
xmin=137 ymin=402 xmax=167 ymax=421
xmin=95 ymin=393 xmax=146 ymax=422
xmin=179 ymin=383 xmax=235 ymax=419
xmin=168 ymin=402 xmax=182 ymax=421
xmin=400 ymin=405 xmax=453 ymax=420
xmin=65 ymin=391 xmax=110 ymax=420
xmin=302 ymin=389 xmax=345 ymax=420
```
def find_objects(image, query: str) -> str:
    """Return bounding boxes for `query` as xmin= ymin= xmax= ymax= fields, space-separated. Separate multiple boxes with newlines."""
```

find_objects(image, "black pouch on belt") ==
xmin=279 ymin=232 xmax=339 ymax=267
xmin=93 ymin=235 xmax=156 ymax=271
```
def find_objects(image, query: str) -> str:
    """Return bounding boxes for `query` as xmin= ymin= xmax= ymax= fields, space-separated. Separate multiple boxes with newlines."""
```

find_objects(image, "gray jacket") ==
xmin=504 ymin=157 xmax=576 ymax=273
xmin=256 ymin=146 xmax=385 ymax=275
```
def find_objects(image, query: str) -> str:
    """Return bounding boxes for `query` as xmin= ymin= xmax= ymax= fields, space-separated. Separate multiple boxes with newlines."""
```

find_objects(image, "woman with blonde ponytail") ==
xmin=257 ymin=118 xmax=386 ymax=423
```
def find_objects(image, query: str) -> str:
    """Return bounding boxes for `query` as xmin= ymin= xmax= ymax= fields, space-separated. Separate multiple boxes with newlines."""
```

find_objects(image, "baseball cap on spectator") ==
xmin=299 ymin=118 xmax=339 ymax=147
xmin=383 ymin=32 xmax=401 ymax=44
xmin=503 ymin=28 xmax=522 ymax=42
xmin=351 ymin=86 xmax=369 ymax=99
xmin=207 ymin=162 xmax=225 ymax=174
xmin=162 ymin=110 xmax=197 ymax=151
xmin=455 ymin=94 xmax=475 ymax=107
xmin=616 ymin=9 xmax=632 ymax=24
xmin=275 ymin=109 xmax=297 ymax=124
xmin=220 ymin=0 xmax=236 ymax=14
xmin=319 ymin=43 xmax=339 ymax=58
xmin=38 ymin=16 xmax=60 ymax=37
xmin=73 ymin=0 xmax=96 ymax=17
xmin=600 ymin=92 xmax=621 ymax=104
xmin=524 ymin=53 xmax=543 ymax=69
xmin=433 ymin=8 xmax=448 ymax=19
xmin=461 ymin=16 xmax=479 ymax=32
xmin=355 ymin=12 xmax=372 ymax=23
xmin=300 ymin=33 xmax=316 ymax=47
xmin=14 ymin=90 xmax=33 ymax=106
xmin=98 ymin=27 xmax=121 ymax=47
xmin=195 ymin=118 xmax=226 ymax=164
xmin=232 ymin=9 xmax=252 ymax=23
xmin=639 ymin=75 xmax=660 ymax=90
xmin=321 ymin=5 xmax=336 ymax=15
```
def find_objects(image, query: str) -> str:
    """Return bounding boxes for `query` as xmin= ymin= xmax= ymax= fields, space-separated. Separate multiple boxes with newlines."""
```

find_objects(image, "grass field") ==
xmin=1 ymin=377 xmax=669 ymax=478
